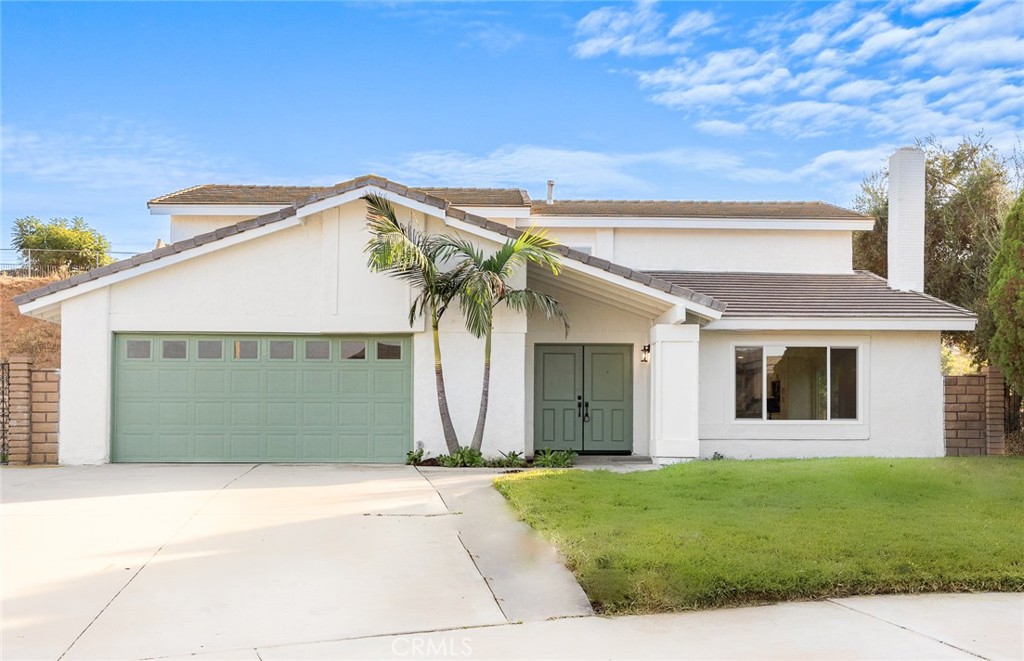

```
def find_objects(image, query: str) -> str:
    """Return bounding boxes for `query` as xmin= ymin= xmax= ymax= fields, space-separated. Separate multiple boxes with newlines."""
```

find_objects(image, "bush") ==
xmin=405 ymin=447 xmax=425 ymax=465
xmin=437 ymin=447 xmax=485 ymax=467
xmin=533 ymin=448 xmax=577 ymax=468
xmin=486 ymin=450 xmax=527 ymax=468
xmin=1006 ymin=430 xmax=1024 ymax=456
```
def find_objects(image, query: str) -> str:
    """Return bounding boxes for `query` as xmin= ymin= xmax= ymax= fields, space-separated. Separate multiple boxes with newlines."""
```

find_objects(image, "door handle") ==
xmin=583 ymin=401 xmax=590 ymax=423
xmin=577 ymin=395 xmax=583 ymax=418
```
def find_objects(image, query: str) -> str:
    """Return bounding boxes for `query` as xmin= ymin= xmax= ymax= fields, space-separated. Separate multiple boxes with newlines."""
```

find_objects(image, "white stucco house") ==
xmin=15 ymin=147 xmax=975 ymax=465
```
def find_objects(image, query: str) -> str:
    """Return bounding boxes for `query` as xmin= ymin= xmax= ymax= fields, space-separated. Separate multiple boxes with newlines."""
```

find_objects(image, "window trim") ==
xmin=196 ymin=339 xmax=225 ymax=361
xmin=161 ymin=339 xmax=188 ymax=361
xmin=731 ymin=341 xmax=863 ymax=424
xmin=268 ymin=339 xmax=297 ymax=361
xmin=125 ymin=339 xmax=153 ymax=361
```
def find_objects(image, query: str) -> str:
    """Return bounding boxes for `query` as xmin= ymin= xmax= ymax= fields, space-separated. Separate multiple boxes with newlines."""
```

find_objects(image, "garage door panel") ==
xmin=157 ymin=434 xmax=191 ymax=459
xmin=266 ymin=402 xmax=298 ymax=426
xmin=195 ymin=370 xmax=228 ymax=394
xmin=119 ymin=401 xmax=155 ymax=426
xmin=374 ymin=434 xmax=407 ymax=459
xmin=195 ymin=434 xmax=228 ymax=460
xmin=267 ymin=370 xmax=299 ymax=394
xmin=231 ymin=402 xmax=261 ymax=426
xmin=195 ymin=401 xmax=227 ymax=426
xmin=300 ymin=434 xmax=335 ymax=460
xmin=158 ymin=370 xmax=190 ymax=394
xmin=338 ymin=401 xmax=370 ymax=426
xmin=158 ymin=402 xmax=190 ymax=426
xmin=230 ymin=371 xmax=262 ymax=394
xmin=338 ymin=434 xmax=371 ymax=459
xmin=340 ymin=371 xmax=370 ymax=395
xmin=267 ymin=434 xmax=299 ymax=459
xmin=301 ymin=402 xmax=335 ymax=426
xmin=229 ymin=434 xmax=263 ymax=459
xmin=114 ymin=335 xmax=411 ymax=463
xmin=116 ymin=433 xmax=155 ymax=460
xmin=302 ymin=371 xmax=334 ymax=393
xmin=120 ymin=371 xmax=157 ymax=394
xmin=373 ymin=371 xmax=406 ymax=396
xmin=374 ymin=401 xmax=406 ymax=425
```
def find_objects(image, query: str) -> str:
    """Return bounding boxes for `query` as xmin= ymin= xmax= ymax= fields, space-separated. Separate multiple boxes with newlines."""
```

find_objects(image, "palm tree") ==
xmin=443 ymin=229 xmax=570 ymax=452
xmin=362 ymin=193 xmax=464 ymax=454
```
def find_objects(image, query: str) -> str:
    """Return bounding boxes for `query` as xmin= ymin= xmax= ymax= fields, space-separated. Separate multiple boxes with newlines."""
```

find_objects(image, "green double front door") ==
xmin=534 ymin=344 xmax=633 ymax=454
xmin=112 ymin=334 xmax=412 ymax=463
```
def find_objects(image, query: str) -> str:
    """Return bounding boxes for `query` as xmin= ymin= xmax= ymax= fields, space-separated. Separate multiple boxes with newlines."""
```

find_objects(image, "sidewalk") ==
xmin=168 ymin=592 xmax=1024 ymax=660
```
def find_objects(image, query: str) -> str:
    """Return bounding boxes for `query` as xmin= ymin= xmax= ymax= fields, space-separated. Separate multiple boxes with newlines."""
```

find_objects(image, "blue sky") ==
xmin=2 ymin=1 xmax=1021 ymax=253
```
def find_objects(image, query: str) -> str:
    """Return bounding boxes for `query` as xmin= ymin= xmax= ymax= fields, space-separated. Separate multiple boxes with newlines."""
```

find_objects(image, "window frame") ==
xmin=161 ymin=339 xmax=188 ymax=361
xmin=731 ymin=342 xmax=863 ymax=424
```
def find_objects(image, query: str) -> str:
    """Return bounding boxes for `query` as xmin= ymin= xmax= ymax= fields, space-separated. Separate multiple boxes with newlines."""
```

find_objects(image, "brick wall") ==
xmin=944 ymin=365 xmax=1005 ymax=457
xmin=5 ymin=356 xmax=59 ymax=465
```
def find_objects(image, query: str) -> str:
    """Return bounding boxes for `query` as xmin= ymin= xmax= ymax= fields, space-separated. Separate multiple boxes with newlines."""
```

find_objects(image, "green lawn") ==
xmin=493 ymin=457 xmax=1024 ymax=614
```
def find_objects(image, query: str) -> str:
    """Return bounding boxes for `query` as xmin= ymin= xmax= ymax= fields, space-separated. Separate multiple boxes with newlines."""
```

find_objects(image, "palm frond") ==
xmin=363 ymin=193 xmax=435 ymax=274
xmin=503 ymin=288 xmax=570 ymax=336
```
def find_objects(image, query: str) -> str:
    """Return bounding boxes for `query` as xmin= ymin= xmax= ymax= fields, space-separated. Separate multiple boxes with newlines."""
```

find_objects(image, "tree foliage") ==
xmin=441 ymin=229 xmax=569 ymax=451
xmin=853 ymin=135 xmax=1017 ymax=362
xmin=363 ymin=194 xmax=570 ymax=453
xmin=11 ymin=216 xmax=113 ymax=271
xmin=362 ymin=194 xmax=464 ymax=454
xmin=988 ymin=192 xmax=1024 ymax=392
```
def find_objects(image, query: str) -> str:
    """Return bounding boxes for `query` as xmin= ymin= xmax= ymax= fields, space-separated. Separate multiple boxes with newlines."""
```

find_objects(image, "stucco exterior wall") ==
xmin=56 ymin=199 xmax=528 ymax=464
xmin=169 ymin=215 xmax=258 ymax=243
xmin=59 ymin=288 xmax=112 ymax=464
xmin=697 ymin=330 xmax=943 ymax=458
xmin=547 ymin=228 xmax=853 ymax=273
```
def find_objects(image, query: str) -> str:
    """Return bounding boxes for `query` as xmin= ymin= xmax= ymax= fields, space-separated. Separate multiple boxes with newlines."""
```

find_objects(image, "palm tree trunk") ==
xmin=432 ymin=312 xmax=461 ymax=454
xmin=470 ymin=325 xmax=492 ymax=452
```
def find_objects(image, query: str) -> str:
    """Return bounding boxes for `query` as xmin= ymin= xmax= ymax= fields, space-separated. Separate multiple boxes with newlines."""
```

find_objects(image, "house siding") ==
xmin=697 ymin=330 xmax=944 ymax=458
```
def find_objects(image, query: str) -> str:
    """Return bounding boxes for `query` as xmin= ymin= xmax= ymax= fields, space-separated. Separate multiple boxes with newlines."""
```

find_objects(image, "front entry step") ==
xmin=534 ymin=344 xmax=633 ymax=454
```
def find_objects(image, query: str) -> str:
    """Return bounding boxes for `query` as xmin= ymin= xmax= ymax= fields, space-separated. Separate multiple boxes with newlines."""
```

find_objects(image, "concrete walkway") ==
xmin=2 ymin=465 xmax=1022 ymax=660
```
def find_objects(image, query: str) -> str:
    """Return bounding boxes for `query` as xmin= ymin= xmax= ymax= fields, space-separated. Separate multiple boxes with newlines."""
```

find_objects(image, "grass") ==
xmin=494 ymin=457 xmax=1024 ymax=614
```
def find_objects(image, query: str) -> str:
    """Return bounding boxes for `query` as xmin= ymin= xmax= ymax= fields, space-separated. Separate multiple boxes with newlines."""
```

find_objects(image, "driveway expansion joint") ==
xmin=56 ymin=463 xmax=260 ymax=660
xmin=826 ymin=598 xmax=990 ymax=660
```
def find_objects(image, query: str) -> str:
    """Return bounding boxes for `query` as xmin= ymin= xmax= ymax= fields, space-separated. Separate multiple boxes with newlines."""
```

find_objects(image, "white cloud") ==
xmin=694 ymin=119 xmax=748 ymax=136
xmin=828 ymin=79 xmax=891 ymax=101
xmin=907 ymin=0 xmax=977 ymax=18
xmin=572 ymin=0 xmax=1023 ymax=145
xmin=668 ymin=10 xmax=715 ymax=38
xmin=375 ymin=142 xmax=905 ymax=200
xmin=790 ymin=32 xmax=825 ymax=55
xmin=1 ymin=120 xmax=244 ymax=192
xmin=574 ymin=1 xmax=712 ymax=58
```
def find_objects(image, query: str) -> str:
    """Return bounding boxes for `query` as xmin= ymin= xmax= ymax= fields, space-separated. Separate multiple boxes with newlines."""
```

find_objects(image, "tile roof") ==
xmin=17 ymin=176 xmax=725 ymax=313
xmin=532 ymin=200 xmax=868 ymax=220
xmin=644 ymin=271 xmax=976 ymax=319
xmin=149 ymin=183 xmax=530 ymax=208
xmin=416 ymin=188 xmax=530 ymax=207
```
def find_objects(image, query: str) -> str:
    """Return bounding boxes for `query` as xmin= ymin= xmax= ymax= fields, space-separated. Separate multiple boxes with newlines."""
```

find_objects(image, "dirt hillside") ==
xmin=1 ymin=276 xmax=62 ymax=368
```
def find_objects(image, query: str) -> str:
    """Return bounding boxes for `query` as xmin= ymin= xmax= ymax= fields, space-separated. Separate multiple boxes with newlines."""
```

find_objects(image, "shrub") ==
xmin=533 ymin=448 xmax=577 ymax=468
xmin=1006 ymin=430 xmax=1024 ymax=457
xmin=405 ymin=446 xmax=425 ymax=465
xmin=437 ymin=447 xmax=486 ymax=468
xmin=486 ymin=450 xmax=527 ymax=468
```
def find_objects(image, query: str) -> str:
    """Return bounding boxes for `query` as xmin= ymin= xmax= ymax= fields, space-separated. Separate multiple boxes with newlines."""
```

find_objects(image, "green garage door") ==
xmin=112 ymin=334 xmax=412 ymax=463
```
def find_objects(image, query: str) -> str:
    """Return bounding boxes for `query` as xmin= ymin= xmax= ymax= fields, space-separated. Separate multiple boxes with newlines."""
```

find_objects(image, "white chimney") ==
xmin=887 ymin=147 xmax=925 ymax=292
xmin=546 ymin=179 xmax=555 ymax=205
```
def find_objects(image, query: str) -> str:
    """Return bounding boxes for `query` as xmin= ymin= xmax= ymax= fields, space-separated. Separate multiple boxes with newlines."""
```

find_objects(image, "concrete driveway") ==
xmin=3 ymin=464 xmax=1022 ymax=660
xmin=1 ymin=464 xmax=588 ymax=660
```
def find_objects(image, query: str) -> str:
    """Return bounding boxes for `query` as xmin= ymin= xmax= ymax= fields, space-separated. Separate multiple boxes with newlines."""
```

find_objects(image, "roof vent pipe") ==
xmin=546 ymin=179 xmax=555 ymax=205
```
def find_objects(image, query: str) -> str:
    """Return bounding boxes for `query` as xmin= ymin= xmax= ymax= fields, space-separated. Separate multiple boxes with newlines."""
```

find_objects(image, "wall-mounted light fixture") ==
xmin=641 ymin=344 xmax=651 ymax=363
